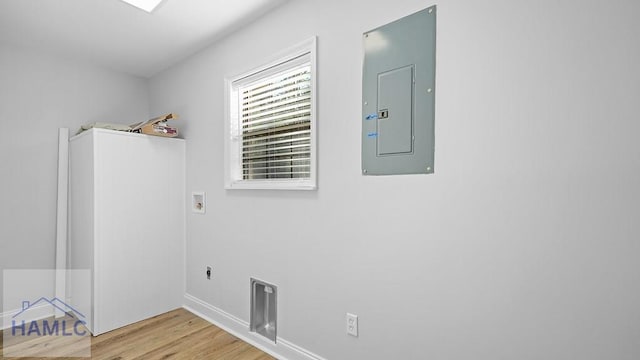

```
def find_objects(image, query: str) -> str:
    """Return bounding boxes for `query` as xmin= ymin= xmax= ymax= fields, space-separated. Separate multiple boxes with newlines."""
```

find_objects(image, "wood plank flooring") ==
xmin=1 ymin=308 xmax=276 ymax=360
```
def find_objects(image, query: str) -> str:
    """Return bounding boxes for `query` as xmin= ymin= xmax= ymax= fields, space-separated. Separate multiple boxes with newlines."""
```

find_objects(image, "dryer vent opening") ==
xmin=250 ymin=278 xmax=277 ymax=343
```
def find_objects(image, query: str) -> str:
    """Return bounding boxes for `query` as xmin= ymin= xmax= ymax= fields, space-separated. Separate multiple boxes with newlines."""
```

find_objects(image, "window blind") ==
xmin=240 ymin=65 xmax=312 ymax=180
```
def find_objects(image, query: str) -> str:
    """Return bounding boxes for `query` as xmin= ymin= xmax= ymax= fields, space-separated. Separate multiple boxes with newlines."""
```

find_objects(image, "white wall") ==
xmin=0 ymin=43 xmax=149 ymax=313
xmin=150 ymin=1 xmax=640 ymax=359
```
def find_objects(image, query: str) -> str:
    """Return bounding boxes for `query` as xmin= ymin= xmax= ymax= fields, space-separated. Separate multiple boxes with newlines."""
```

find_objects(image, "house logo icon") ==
xmin=10 ymin=297 xmax=88 ymax=337
xmin=13 ymin=297 xmax=85 ymax=320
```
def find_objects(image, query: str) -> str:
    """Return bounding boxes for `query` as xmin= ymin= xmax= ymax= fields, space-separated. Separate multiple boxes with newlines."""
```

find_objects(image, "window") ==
xmin=225 ymin=37 xmax=317 ymax=190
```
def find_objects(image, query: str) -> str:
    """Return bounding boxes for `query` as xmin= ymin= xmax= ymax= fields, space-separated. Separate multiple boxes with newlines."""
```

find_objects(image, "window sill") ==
xmin=225 ymin=179 xmax=317 ymax=191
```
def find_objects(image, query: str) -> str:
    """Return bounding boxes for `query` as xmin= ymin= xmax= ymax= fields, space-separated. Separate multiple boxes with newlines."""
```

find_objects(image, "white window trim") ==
xmin=224 ymin=36 xmax=317 ymax=190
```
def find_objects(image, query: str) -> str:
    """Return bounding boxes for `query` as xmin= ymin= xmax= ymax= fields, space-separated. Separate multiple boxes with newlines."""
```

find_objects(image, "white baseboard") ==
xmin=1 ymin=304 xmax=55 ymax=331
xmin=183 ymin=293 xmax=327 ymax=360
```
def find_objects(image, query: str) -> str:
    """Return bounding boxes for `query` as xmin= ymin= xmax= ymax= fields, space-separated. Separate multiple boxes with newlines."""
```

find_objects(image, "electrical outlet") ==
xmin=206 ymin=266 xmax=212 ymax=280
xmin=346 ymin=313 xmax=358 ymax=337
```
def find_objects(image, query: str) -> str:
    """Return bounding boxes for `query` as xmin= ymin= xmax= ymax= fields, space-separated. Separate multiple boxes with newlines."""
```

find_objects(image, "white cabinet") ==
xmin=68 ymin=129 xmax=185 ymax=335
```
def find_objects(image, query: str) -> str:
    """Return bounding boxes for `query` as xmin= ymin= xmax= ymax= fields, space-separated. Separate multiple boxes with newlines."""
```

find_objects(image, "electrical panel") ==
xmin=362 ymin=6 xmax=436 ymax=175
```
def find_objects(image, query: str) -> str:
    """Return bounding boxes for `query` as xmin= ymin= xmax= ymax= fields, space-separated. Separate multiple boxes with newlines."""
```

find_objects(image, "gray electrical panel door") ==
xmin=362 ymin=6 xmax=436 ymax=175
xmin=377 ymin=65 xmax=414 ymax=155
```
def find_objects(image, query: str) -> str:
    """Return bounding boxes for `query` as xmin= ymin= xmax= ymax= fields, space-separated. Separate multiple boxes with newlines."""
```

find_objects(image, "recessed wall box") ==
xmin=192 ymin=191 xmax=205 ymax=214
xmin=362 ymin=6 xmax=436 ymax=175
xmin=250 ymin=278 xmax=277 ymax=343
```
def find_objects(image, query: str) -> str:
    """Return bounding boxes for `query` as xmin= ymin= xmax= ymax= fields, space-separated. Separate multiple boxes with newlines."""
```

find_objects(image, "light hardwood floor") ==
xmin=1 ymin=308 xmax=276 ymax=359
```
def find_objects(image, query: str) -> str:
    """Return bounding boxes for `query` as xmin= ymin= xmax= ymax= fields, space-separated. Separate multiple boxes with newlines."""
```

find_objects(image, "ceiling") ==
xmin=0 ymin=0 xmax=287 ymax=78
